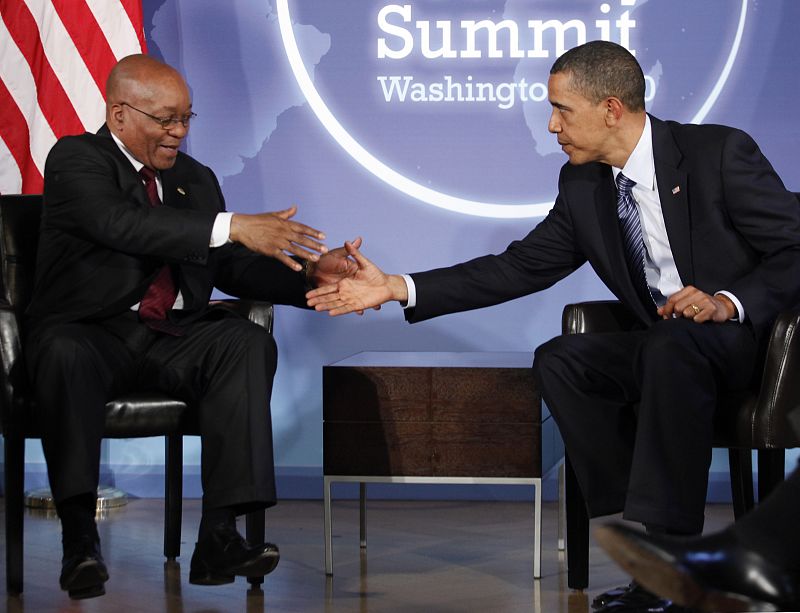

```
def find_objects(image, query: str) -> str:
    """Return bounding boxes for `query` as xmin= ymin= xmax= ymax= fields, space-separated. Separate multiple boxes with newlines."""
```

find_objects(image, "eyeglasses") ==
xmin=122 ymin=102 xmax=196 ymax=129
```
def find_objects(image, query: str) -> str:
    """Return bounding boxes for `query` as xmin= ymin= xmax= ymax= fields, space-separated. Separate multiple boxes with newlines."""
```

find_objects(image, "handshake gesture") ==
xmin=229 ymin=205 xmax=401 ymax=306
xmin=230 ymin=205 xmax=371 ymax=289
xmin=306 ymin=241 xmax=405 ymax=315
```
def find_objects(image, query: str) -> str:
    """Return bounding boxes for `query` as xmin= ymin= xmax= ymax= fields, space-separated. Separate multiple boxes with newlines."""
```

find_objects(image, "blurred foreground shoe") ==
xmin=595 ymin=522 xmax=800 ymax=612
xmin=592 ymin=581 xmax=635 ymax=609
xmin=593 ymin=580 xmax=693 ymax=612
xmin=60 ymin=534 xmax=109 ymax=599
xmin=189 ymin=521 xmax=280 ymax=585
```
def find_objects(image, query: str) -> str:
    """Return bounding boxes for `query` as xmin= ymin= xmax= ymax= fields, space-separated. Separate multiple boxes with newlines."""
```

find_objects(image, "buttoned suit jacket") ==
xmin=406 ymin=116 xmax=800 ymax=339
xmin=27 ymin=124 xmax=307 ymax=334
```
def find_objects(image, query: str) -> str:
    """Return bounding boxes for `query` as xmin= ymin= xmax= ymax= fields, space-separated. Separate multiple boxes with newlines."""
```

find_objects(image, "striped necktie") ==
xmin=616 ymin=172 xmax=656 ymax=310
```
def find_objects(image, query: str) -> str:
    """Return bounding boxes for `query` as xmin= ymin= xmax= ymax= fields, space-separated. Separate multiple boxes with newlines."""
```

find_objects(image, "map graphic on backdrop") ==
xmin=151 ymin=0 xmax=746 ymax=219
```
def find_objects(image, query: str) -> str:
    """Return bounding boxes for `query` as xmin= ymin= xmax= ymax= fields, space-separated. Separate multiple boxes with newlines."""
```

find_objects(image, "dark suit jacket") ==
xmin=407 ymin=116 xmax=800 ymax=338
xmin=27 ymin=125 xmax=307 ymax=333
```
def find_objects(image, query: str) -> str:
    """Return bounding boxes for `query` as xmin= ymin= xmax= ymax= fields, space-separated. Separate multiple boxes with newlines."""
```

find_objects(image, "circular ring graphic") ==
xmin=277 ymin=0 xmax=747 ymax=219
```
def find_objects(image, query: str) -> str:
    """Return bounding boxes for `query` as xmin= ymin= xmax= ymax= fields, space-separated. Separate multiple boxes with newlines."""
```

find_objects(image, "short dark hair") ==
xmin=550 ymin=41 xmax=645 ymax=111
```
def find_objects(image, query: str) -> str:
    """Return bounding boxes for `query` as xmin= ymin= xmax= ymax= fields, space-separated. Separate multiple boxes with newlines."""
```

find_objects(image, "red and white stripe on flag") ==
xmin=0 ymin=0 xmax=147 ymax=195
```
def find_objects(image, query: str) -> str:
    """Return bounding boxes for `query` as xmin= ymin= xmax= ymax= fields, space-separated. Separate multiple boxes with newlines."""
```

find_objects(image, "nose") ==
xmin=548 ymin=110 xmax=560 ymax=134
xmin=168 ymin=121 xmax=189 ymax=138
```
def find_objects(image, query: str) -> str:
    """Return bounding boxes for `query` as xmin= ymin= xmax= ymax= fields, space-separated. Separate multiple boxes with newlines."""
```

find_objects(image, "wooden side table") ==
xmin=323 ymin=351 xmax=552 ymax=578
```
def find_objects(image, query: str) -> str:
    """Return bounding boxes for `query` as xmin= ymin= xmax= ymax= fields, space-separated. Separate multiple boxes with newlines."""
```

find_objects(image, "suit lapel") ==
xmin=160 ymin=170 xmax=192 ymax=210
xmin=96 ymin=124 xmax=152 ymax=209
xmin=651 ymin=117 xmax=694 ymax=287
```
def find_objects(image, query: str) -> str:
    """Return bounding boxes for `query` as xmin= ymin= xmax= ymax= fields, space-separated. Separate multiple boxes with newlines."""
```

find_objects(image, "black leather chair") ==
xmin=0 ymin=194 xmax=275 ymax=594
xmin=561 ymin=299 xmax=800 ymax=589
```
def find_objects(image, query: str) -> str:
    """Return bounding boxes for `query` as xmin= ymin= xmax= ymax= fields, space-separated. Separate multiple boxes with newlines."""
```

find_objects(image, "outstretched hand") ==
xmin=306 ymin=241 xmax=408 ymax=316
xmin=230 ymin=205 xmax=327 ymax=271
xmin=308 ymin=237 xmax=363 ymax=287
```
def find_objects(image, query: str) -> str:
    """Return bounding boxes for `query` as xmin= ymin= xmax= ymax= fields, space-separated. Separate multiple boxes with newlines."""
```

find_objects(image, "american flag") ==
xmin=0 ymin=0 xmax=147 ymax=195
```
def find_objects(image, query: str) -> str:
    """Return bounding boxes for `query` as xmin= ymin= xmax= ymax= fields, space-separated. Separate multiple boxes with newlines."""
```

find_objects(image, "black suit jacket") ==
xmin=28 ymin=125 xmax=307 ymax=333
xmin=407 ymin=116 xmax=800 ymax=338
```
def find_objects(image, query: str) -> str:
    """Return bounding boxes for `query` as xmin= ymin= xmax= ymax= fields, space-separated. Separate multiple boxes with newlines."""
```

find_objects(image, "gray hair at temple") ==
xmin=550 ymin=40 xmax=646 ymax=112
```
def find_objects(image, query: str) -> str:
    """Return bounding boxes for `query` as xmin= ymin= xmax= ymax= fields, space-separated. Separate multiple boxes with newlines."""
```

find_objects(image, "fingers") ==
xmin=305 ymin=282 xmax=368 ymax=316
xmin=275 ymin=251 xmax=305 ymax=271
xmin=286 ymin=219 xmax=326 ymax=242
xmin=267 ymin=217 xmax=328 ymax=262
xmin=661 ymin=285 xmax=719 ymax=323
xmin=272 ymin=205 xmax=298 ymax=220
xmin=283 ymin=233 xmax=328 ymax=259
xmin=344 ymin=240 xmax=372 ymax=269
xmin=306 ymin=284 xmax=337 ymax=304
xmin=268 ymin=206 xmax=328 ymax=255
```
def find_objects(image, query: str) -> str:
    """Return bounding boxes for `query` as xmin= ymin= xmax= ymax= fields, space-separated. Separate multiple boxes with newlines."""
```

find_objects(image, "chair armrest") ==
xmin=0 ymin=305 xmax=25 ymax=432
xmin=752 ymin=308 xmax=800 ymax=448
xmin=561 ymin=300 xmax=640 ymax=335
xmin=215 ymin=299 xmax=274 ymax=334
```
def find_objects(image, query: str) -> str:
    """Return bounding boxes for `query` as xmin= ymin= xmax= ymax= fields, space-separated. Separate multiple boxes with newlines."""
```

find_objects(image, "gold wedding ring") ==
xmin=690 ymin=304 xmax=701 ymax=315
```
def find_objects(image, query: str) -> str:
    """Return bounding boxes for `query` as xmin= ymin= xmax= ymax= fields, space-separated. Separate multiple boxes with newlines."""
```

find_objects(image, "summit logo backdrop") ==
xmin=278 ymin=0 xmax=747 ymax=218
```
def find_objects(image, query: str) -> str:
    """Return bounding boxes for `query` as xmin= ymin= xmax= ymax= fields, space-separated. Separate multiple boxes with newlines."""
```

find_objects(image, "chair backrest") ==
xmin=0 ymin=194 xmax=42 ymax=313
xmin=0 ymin=195 xmax=41 ymax=432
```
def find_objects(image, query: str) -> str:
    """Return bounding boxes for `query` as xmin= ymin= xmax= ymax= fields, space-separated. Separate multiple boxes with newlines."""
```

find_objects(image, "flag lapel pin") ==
xmin=672 ymin=185 xmax=681 ymax=195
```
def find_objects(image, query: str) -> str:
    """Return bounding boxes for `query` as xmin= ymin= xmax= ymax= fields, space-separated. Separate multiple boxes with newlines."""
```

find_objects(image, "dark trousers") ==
xmin=533 ymin=317 xmax=759 ymax=534
xmin=26 ymin=311 xmax=278 ymax=511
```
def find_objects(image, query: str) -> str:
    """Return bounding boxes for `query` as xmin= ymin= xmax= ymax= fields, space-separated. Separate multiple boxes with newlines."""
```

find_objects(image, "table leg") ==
xmin=533 ymin=477 xmax=542 ymax=579
xmin=324 ymin=476 xmax=333 ymax=575
xmin=558 ymin=461 xmax=566 ymax=551
xmin=359 ymin=482 xmax=367 ymax=548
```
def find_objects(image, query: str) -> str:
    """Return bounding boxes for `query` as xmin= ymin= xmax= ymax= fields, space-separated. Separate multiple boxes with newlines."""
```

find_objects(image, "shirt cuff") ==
xmin=210 ymin=212 xmax=234 ymax=247
xmin=715 ymin=290 xmax=745 ymax=323
xmin=401 ymin=274 xmax=416 ymax=309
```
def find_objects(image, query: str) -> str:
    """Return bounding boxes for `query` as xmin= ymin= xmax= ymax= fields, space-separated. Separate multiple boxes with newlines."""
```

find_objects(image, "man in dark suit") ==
xmin=27 ymin=54 xmax=357 ymax=599
xmin=306 ymin=41 xmax=800 ymax=612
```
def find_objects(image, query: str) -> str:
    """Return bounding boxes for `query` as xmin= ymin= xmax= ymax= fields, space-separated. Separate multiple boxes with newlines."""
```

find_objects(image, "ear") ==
xmin=604 ymin=97 xmax=624 ymax=126
xmin=108 ymin=103 xmax=125 ymax=130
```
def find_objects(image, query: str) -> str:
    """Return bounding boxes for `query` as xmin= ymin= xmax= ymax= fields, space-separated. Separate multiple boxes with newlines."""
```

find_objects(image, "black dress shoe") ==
xmin=592 ymin=582 xmax=635 ymax=609
xmin=596 ymin=522 xmax=800 ymax=612
xmin=594 ymin=581 xmax=691 ymax=612
xmin=60 ymin=535 xmax=109 ymax=599
xmin=189 ymin=521 xmax=280 ymax=586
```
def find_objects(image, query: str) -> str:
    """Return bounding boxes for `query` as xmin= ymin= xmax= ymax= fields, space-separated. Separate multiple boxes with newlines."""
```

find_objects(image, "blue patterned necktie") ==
xmin=616 ymin=172 xmax=655 ymax=310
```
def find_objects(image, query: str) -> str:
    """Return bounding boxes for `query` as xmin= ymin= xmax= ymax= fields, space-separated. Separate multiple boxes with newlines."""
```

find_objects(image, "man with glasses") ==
xmin=26 ymin=54 xmax=356 ymax=599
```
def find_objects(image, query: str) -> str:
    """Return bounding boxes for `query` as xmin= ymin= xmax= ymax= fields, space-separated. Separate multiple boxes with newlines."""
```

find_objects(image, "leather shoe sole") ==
xmin=60 ymin=558 xmax=109 ymax=600
xmin=595 ymin=525 xmax=779 ymax=612
xmin=189 ymin=544 xmax=279 ymax=586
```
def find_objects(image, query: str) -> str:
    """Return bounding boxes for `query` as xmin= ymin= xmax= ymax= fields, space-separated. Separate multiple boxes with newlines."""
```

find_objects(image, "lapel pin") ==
xmin=177 ymin=187 xmax=186 ymax=195
xmin=672 ymin=185 xmax=681 ymax=195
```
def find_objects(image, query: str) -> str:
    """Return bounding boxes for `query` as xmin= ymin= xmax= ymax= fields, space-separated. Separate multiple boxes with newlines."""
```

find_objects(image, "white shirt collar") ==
xmin=110 ymin=131 xmax=146 ymax=174
xmin=612 ymin=114 xmax=655 ymax=191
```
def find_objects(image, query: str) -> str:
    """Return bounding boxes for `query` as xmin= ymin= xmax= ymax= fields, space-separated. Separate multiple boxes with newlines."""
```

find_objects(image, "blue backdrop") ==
xmin=22 ymin=0 xmax=800 ymax=500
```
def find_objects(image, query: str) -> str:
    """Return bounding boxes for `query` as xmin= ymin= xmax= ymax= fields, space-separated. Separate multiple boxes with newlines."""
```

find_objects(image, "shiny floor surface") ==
xmin=0 ymin=498 xmax=734 ymax=612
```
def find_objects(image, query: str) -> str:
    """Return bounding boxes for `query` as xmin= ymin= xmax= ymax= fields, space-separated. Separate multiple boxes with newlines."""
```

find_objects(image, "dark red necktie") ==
xmin=138 ymin=167 xmax=179 ymax=328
